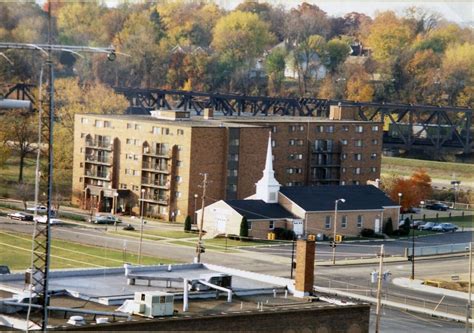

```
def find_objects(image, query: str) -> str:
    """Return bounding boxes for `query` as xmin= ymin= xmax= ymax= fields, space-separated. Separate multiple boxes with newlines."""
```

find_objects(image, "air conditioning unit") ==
xmin=133 ymin=291 xmax=174 ymax=318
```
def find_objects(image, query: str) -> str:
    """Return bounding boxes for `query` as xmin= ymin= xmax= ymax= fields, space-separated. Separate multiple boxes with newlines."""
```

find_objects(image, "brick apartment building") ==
xmin=72 ymin=106 xmax=383 ymax=222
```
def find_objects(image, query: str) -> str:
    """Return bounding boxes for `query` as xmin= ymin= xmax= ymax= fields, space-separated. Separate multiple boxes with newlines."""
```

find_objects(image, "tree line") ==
xmin=0 ymin=1 xmax=472 ymax=106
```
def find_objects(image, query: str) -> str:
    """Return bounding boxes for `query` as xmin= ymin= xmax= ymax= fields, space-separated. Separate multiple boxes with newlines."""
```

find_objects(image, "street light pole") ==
xmin=196 ymin=173 xmax=208 ymax=263
xmin=193 ymin=193 xmax=198 ymax=224
xmin=466 ymin=242 xmax=472 ymax=333
xmin=375 ymin=244 xmax=385 ymax=333
xmin=138 ymin=189 xmax=145 ymax=264
xmin=332 ymin=198 xmax=345 ymax=265
xmin=398 ymin=192 xmax=403 ymax=221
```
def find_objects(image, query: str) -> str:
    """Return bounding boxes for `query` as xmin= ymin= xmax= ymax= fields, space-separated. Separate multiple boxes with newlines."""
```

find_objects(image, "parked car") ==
xmin=33 ymin=215 xmax=63 ymax=225
xmin=425 ymin=203 xmax=449 ymax=211
xmin=26 ymin=205 xmax=47 ymax=214
xmin=7 ymin=212 xmax=34 ymax=221
xmin=411 ymin=220 xmax=425 ymax=229
xmin=419 ymin=222 xmax=438 ymax=231
xmin=123 ymin=224 xmax=135 ymax=231
xmin=432 ymin=223 xmax=458 ymax=232
xmin=89 ymin=215 xmax=122 ymax=224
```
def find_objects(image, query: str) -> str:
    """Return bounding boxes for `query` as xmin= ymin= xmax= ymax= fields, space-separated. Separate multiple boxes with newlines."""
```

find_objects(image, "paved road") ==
xmin=246 ymin=231 xmax=473 ymax=261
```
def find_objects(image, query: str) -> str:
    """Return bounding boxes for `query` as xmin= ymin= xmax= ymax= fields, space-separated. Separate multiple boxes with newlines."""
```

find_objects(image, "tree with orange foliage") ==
xmin=386 ymin=169 xmax=432 ymax=212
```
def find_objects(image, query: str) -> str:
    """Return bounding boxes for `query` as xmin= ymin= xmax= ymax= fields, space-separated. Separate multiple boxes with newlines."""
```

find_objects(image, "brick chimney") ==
xmin=294 ymin=239 xmax=315 ymax=297
xmin=329 ymin=104 xmax=357 ymax=120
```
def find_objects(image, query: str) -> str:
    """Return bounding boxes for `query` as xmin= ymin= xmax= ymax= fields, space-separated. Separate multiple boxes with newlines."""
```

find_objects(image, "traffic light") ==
xmin=330 ymin=241 xmax=336 ymax=248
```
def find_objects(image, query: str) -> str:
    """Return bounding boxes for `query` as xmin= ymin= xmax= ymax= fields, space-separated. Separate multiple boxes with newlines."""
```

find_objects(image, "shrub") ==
xmin=384 ymin=217 xmax=394 ymax=236
xmin=360 ymin=228 xmax=375 ymax=237
xmin=184 ymin=215 xmax=192 ymax=232
xmin=273 ymin=227 xmax=295 ymax=240
xmin=239 ymin=217 xmax=249 ymax=238
xmin=398 ymin=217 xmax=411 ymax=236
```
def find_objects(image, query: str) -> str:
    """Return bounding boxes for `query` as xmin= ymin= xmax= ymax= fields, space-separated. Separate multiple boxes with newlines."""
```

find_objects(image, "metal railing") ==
xmin=142 ymin=162 xmax=169 ymax=172
xmin=85 ymin=155 xmax=111 ymax=164
xmin=406 ymin=242 xmax=470 ymax=257
xmin=141 ymin=177 xmax=169 ymax=188
xmin=85 ymin=139 xmax=112 ymax=149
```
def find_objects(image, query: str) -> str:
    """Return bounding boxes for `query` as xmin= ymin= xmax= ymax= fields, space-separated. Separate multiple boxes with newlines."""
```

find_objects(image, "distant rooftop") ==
xmin=223 ymin=200 xmax=295 ymax=220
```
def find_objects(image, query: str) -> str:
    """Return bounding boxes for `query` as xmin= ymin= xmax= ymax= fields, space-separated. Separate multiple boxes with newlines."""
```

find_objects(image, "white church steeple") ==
xmin=255 ymin=132 xmax=280 ymax=203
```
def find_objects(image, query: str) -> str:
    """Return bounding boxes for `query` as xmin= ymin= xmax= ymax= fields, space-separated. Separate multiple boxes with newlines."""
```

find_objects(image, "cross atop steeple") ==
xmin=255 ymin=132 xmax=280 ymax=203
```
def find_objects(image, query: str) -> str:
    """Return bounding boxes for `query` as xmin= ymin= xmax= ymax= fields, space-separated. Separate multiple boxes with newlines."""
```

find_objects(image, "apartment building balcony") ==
xmin=142 ymin=194 xmax=169 ymax=205
xmin=141 ymin=177 xmax=170 ymax=189
xmin=85 ymin=139 xmax=112 ymax=151
xmin=142 ymin=162 xmax=170 ymax=174
xmin=143 ymin=147 xmax=172 ymax=158
xmin=84 ymin=170 xmax=111 ymax=181
xmin=85 ymin=154 xmax=112 ymax=165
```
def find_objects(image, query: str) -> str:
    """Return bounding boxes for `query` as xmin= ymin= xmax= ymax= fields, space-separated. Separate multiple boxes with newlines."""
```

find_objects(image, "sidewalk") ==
xmin=393 ymin=277 xmax=474 ymax=301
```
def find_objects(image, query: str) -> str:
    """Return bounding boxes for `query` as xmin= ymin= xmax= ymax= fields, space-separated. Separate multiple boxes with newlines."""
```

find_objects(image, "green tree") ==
xmin=292 ymin=34 xmax=326 ymax=94
xmin=184 ymin=215 xmax=192 ymax=232
xmin=384 ymin=217 xmax=394 ymax=236
xmin=239 ymin=216 xmax=249 ymax=238
xmin=265 ymin=48 xmax=286 ymax=95
xmin=323 ymin=38 xmax=352 ymax=73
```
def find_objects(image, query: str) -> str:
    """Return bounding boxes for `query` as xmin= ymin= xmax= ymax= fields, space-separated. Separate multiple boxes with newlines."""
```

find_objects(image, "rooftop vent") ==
xmin=150 ymin=109 xmax=190 ymax=121
xmin=67 ymin=315 xmax=85 ymax=326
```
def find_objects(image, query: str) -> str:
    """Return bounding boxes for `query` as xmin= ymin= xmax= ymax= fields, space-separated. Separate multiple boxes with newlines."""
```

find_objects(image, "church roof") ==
xmin=279 ymin=185 xmax=396 ymax=212
xmin=223 ymin=200 xmax=295 ymax=220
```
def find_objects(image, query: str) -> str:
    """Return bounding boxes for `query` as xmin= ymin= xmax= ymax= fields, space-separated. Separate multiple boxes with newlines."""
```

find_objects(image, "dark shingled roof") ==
xmin=279 ymin=185 xmax=396 ymax=212
xmin=223 ymin=200 xmax=295 ymax=220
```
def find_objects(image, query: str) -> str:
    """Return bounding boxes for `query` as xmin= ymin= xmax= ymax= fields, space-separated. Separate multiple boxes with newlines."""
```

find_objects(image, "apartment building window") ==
xmin=286 ymin=168 xmax=294 ymax=174
xmin=289 ymin=139 xmax=295 ymax=146
xmin=354 ymin=139 xmax=363 ymax=147
xmin=126 ymin=138 xmax=132 ymax=145
xmin=341 ymin=180 xmax=346 ymax=185
xmin=79 ymin=177 xmax=83 ymax=183
xmin=152 ymin=126 xmax=161 ymax=134
xmin=371 ymin=167 xmax=377 ymax=173
xmin=134 ymin=124 xmax=141 ymax=130
xmin=296 ymin=154 xmax=303 ymax=160
xmin=372 ymin=139 xmax=378 ymax=145
xmin=79 ymin=162 xmax=83 ymax=168
xmin=341 ymin=153 xmax=347 ymax=160
xmin=95 ymin=120 xmax=103 ymax=128
xmin=341 ymin=167 xmax=346 ymax=173
xmin=299 ymin=125 xmax=305 ymax=131
xmin=353 ymin=180 xmax=360 ymax=185
xmin=175 ymin=191 xmax=181 ymax=198
xmin=177 ymin=129 xmax=184 ymax=136
xmin=81 ymin=117 xmax=88 ymax=124
xmin=133 ymin=170 xmax=139 ymax=176
xmin=357 ymin=215 xmax=363 ymax=228
xmin=119 ymin=183 xmax=127 ymax=189
xmin=176 ymin=160 xmax=182 ymax=167
xmin=286 ymin=182 xmax=294 ymax=186
xmin=104 ymin=121 xmax=111 ymax=128
xmin=372 ymin=125 xmax=379 ymax=132
xmin=229 ymin=154 xmax=239 ymax=161
xmin=125 ymin=169 xmax=131 ymax=175
xmin=354 ymin=153 xmax=362 ymax=161
xmin=162 ymin=127 xmax=170 ymax=135
xmin=272 ymin=126 xmax=277 ymax=133
xmin=341 ymin=216 xmax=348 ymax=228
xmin=177 ymin=145 xmax=183 ymax=151
xmin=132 ymin=185 xmax=139 ymax=191
xmin=80 ymin=133 xmax=86 ymax=138
xmin=269 ymin=221 xmax=274 ymax=230
xmin=342 ymin=125 xmax=349 ymax=132
xmin=325 ymin=216 xmax=331 ymax=229
xmin=248 ymin=222 xmax=252 ymax=230
xmin=227 ymin=184 xmax=237 ymax=192
xmin=341 ymin=139 xmax=348 ymax=145
xmin=227 ymin=169 xmax=238 ymax=177
xmin=296 ymin=139 xmax=304 ymax=146
xmin=371 ymin=153 xmax=377 ymax=159
xmin=127 ymin=123 xmax=132 ymax=129
xmin=354 ymin=167 xmax=361 ymax=175
xmin=271 ymin=140 xmax=276 ymax=147
xmin=326 ymin=125 xmax=334 ymax=133
xmin=134 ymin=139 xmax=141 ymax=146
xmin=230 ymin=139 xmax=240 ymax=146
xmin=175 ymin=176 xmax=182 ymax=183
xmin=289 ymin=125 xmax=297 ymax=132
xmin=355 ymin=125 xmax=364 ymax=133
xmin=316 ymin=125 xmax=324 ymax=133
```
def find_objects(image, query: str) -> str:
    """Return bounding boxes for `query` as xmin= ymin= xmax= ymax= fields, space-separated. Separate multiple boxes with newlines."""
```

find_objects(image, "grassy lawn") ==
xmin=109 ymin=230 xmax=167 ymax=241
xmin=0 ymin=230 xmax=175 ymax=271
xmin=429 ymin=215 xmax=474 ymax=227
xmin=206 ymin=238 xmax=285 ymax=247
xmin=381 ymin=156 xmax=474 ymax=183
xmin=145 ymin=229 xmax=198 ymax=239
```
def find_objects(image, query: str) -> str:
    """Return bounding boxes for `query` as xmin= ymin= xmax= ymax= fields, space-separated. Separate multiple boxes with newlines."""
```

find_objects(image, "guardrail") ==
xmin=406 ymin=242 xmax=470 ymax=257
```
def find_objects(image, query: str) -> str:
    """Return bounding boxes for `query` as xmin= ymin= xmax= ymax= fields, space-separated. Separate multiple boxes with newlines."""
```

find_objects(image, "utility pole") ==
xmin=466 ymin=242 xmax=472 ymax=333
xmin=411 ymin=222 xmax=415 ymax=280
xmin=375 ymin=244 xmax=385 ymax=333
xmin=196 ymin=173 xmax=208 ymax=263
